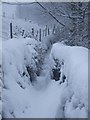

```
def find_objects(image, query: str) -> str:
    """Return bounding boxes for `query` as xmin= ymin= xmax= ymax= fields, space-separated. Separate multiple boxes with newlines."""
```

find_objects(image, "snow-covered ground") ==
xmin=2 ymin=38 xmax=88 ymax=118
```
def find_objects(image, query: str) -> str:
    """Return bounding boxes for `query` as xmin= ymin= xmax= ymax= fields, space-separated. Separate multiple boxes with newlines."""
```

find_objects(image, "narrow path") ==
xmin=21 ymin=47 xmax=66 ymax=118
xmin=23 ymin=80 xmax=65 ymax=118
xmin=34 ymin=48 xmax=51 ymax=90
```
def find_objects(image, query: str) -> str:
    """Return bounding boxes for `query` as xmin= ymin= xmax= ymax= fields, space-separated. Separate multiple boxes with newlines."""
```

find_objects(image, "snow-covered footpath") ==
xmin=2 ymin=38 xmax=88 ymax=118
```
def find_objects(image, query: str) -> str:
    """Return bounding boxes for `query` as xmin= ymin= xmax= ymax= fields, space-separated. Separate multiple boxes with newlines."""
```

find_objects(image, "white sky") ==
xmin=2 ymin=3 xmax=16 ymax=17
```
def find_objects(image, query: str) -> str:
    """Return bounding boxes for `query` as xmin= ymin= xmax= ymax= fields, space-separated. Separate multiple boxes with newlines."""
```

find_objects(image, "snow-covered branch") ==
xmin=35 ymin=0 xmax=65 ymax=27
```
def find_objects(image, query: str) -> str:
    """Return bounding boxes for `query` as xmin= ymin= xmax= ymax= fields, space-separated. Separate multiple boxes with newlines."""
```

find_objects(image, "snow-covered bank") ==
xmin=50 ymin=42 xmax=88 ymax=118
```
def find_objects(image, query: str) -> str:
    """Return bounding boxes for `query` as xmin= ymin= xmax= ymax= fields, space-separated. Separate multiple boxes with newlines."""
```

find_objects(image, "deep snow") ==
xmin=2 ymin=38 xmax=88 ymax=118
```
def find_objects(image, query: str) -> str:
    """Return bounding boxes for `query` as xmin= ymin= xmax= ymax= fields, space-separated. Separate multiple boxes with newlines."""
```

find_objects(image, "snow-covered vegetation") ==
xmin=2 ymin=38 xmax=88 ymax=118
xmin=50 ymin=43 xmax=88 ymax=117
xmin=1 ymin=1 xmax=89 ymax=119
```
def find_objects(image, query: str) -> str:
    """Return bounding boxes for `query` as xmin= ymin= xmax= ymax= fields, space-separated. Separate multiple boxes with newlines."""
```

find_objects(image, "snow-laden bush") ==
xmin=49 ymin=42 xmax=88 ymax=118
xmin=2 ymin=38 xmax=47 ymax=117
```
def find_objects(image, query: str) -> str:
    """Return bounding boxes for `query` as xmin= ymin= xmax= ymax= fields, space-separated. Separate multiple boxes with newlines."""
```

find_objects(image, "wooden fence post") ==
xmin=22 ymin=30 xmax=24 ymax=36
xmin=45 ymin=25 xmax=48 ymax=36
xmin=39 ymin=28 xmax=41 ymax=41
xmin=52 ymin=24 xmax=56 ymax=34
xmin=10 ymin=23 xmax=13 ymax=39
xmin=36 ymin=30 xmax=38 ymax=40
xmin=32 ymin=28 xmax=34 ymax=37
xmin=48 ymin=27 xmax=50 ymax=35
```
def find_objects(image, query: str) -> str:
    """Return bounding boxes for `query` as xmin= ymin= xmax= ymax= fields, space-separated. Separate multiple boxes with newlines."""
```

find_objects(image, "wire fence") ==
xmin=1 ymin=13 xmax=57 ymax=41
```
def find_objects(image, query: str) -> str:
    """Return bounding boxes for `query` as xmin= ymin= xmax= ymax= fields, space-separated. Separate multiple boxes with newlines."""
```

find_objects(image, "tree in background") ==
xmin=16 ymin=2 xmax=89 ymax=48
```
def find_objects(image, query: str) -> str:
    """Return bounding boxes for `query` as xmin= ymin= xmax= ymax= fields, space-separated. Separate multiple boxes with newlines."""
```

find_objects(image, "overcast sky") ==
xmin=2 ymin=3 xmax=17 ymax=18
xmin=16 ymin=3 xmax=56 ymax=26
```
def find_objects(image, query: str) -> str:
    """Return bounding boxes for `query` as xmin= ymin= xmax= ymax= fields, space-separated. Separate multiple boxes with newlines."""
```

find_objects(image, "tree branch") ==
xmin=35 ymin=0 xmax=65 ymax=27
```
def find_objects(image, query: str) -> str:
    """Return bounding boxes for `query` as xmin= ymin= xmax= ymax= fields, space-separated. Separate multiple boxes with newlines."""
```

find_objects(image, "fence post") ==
xmin=48 ymin=27 xmax=50 ymax=35
xmin=32 ymin=28 xmax=34 ymax=37
xmin=10 ymin=23 xmax=13 ymax=39
xmin=39 ymin=28 xmax=41 ymax=41
xmin=52 ymin=24 xmax=56 ymax=34
xmin=22 ymin=30 xmax=24 ymax=36
xmin=45 ymin=25 xmax=48 ymax=36
xmin=36 ymin=30 xmax=38 ymax=40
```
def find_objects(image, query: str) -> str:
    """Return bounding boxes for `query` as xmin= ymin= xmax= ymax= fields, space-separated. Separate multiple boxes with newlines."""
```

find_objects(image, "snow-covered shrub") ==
xmin=2 ymin=38 xmax=48 ymax=117
xmin=3 ymin=39 xmax=34 ymax=117
xmin=49 ymin=42 xmax=88 ymax=118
